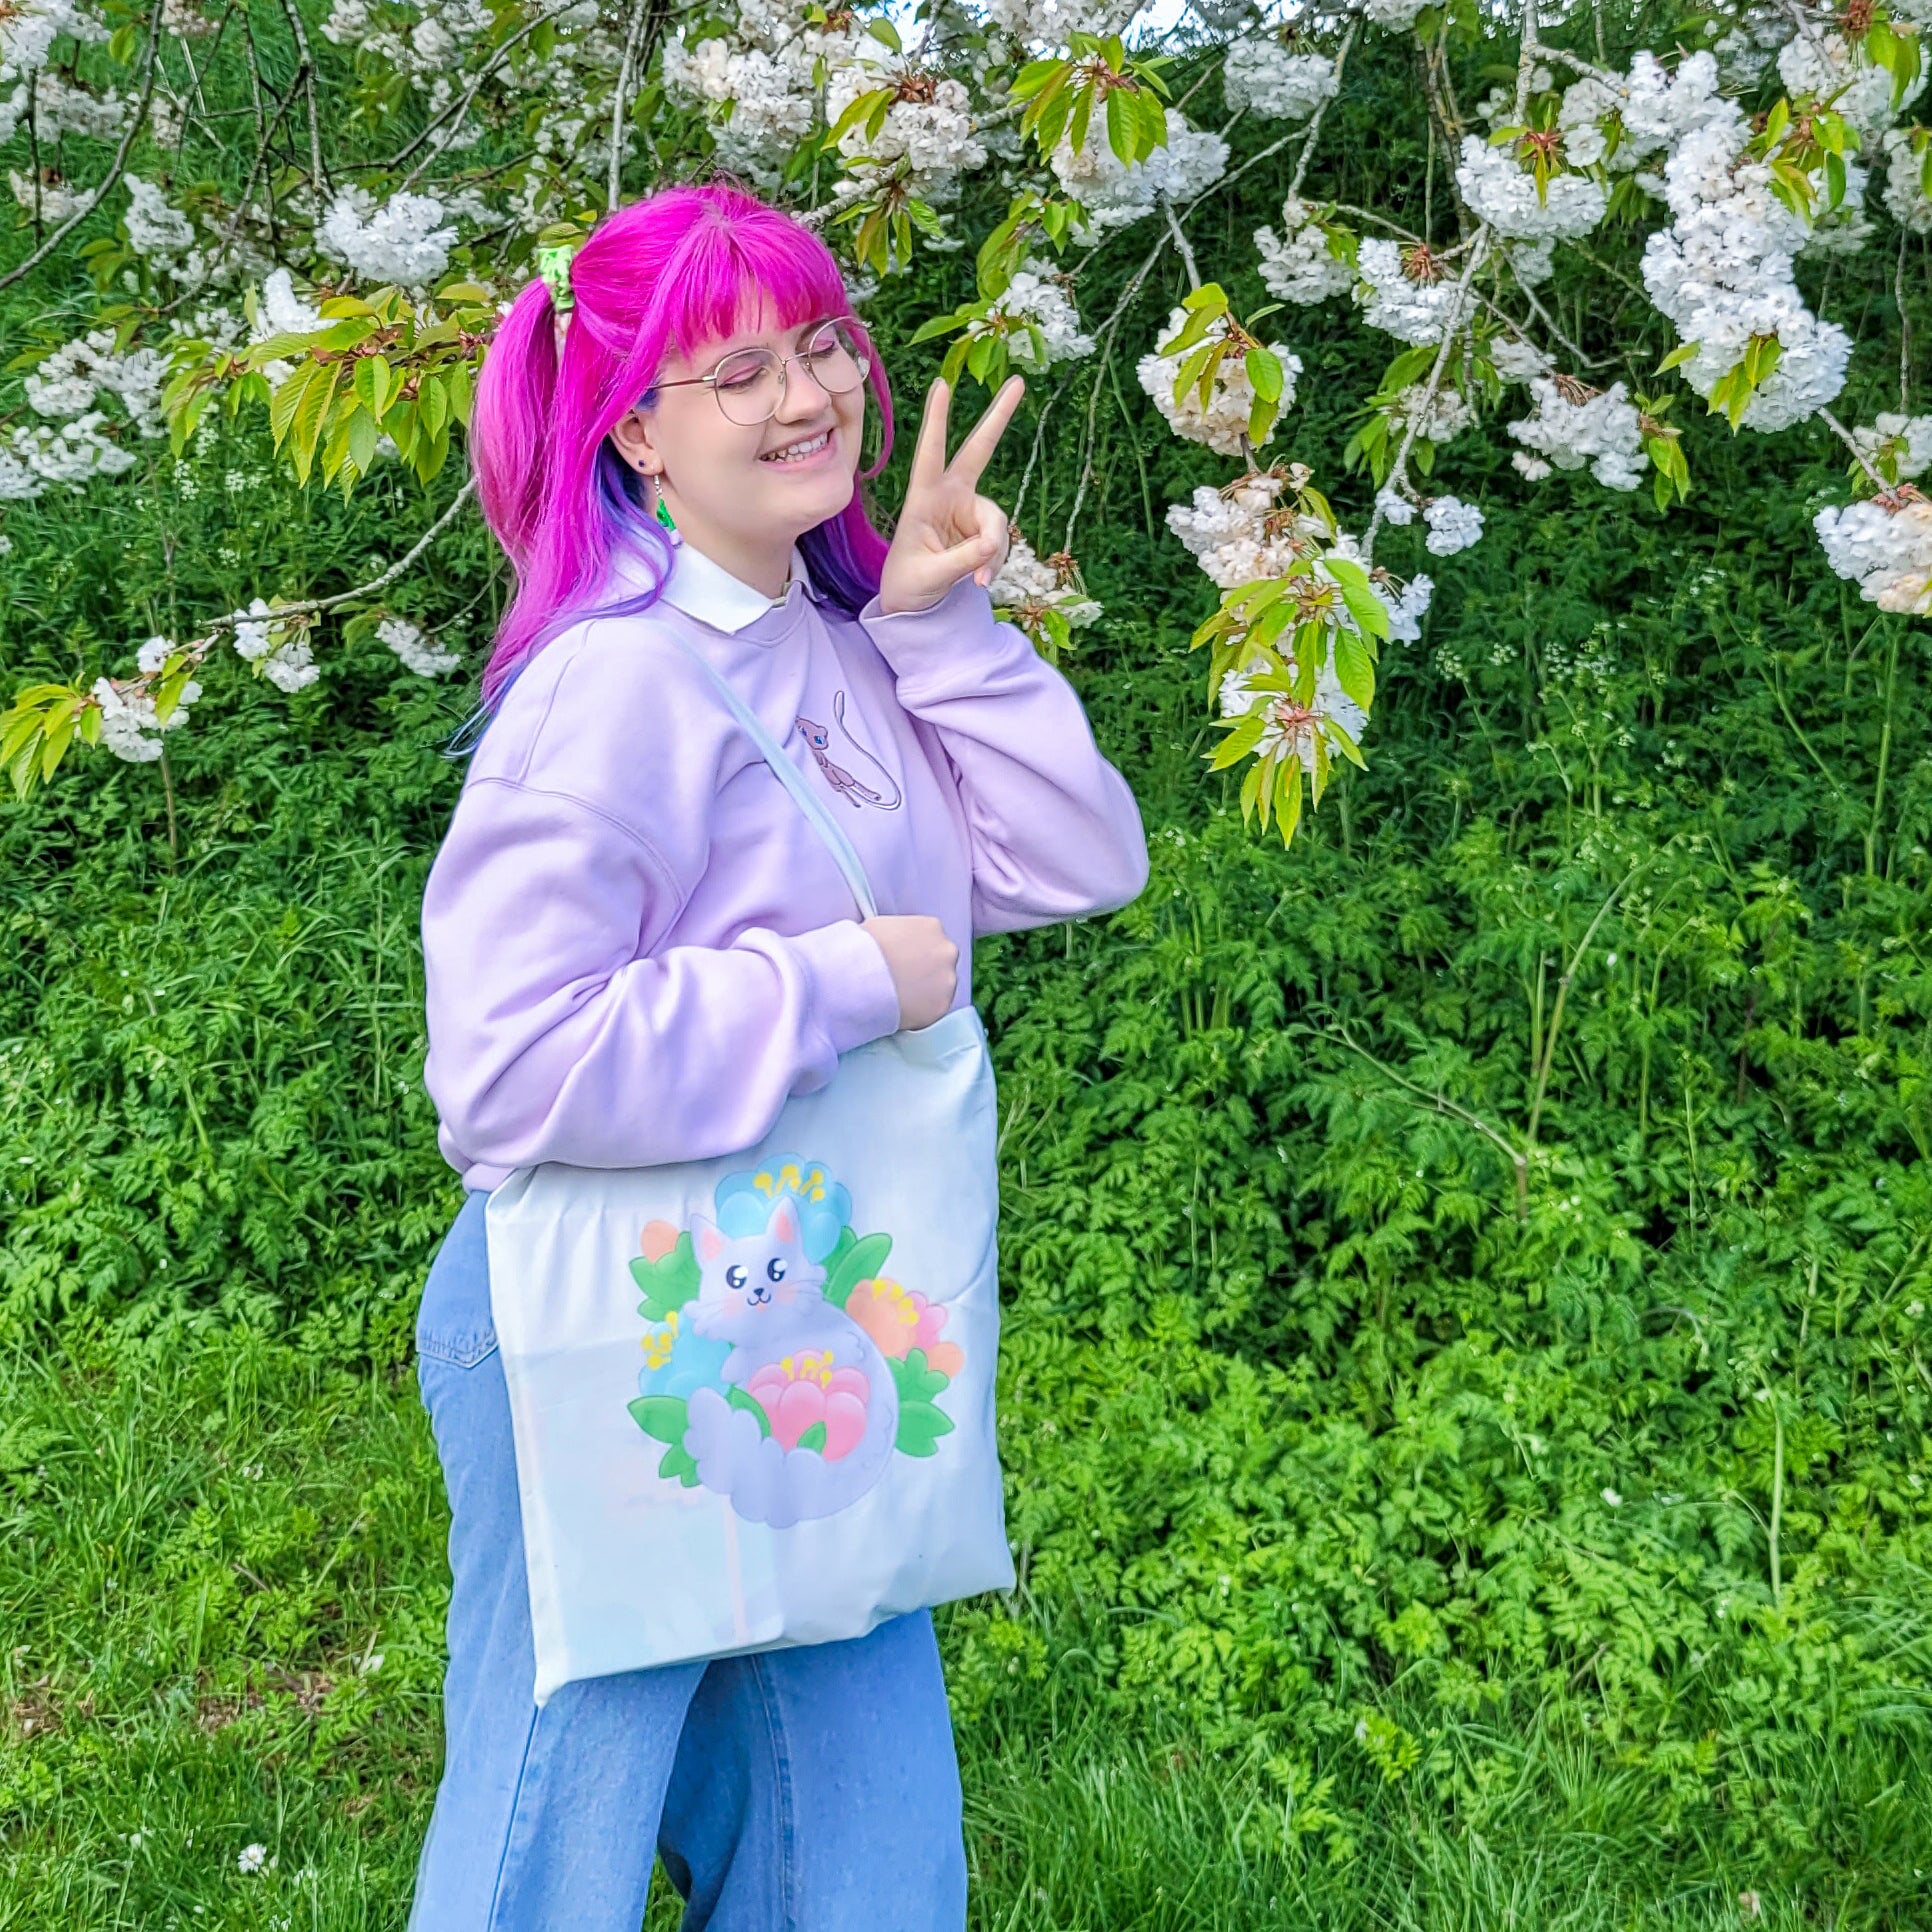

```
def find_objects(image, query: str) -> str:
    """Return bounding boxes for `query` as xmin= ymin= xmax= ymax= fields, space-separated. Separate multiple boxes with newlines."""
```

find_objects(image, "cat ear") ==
xmin=693 ymin=1215 xmax=726 ymax=1263
xmin=769 ymin=1198 xmax=799 ymax=1244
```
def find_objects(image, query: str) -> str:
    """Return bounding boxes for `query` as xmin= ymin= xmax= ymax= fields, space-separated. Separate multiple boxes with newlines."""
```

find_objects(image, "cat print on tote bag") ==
xmin=625 ymin=1155 xmax=965 ymax=1531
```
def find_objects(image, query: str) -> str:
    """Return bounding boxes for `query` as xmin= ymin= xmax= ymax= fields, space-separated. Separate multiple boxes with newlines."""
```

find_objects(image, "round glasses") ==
xmin=647 ymin=317 xmax=872 ymax=427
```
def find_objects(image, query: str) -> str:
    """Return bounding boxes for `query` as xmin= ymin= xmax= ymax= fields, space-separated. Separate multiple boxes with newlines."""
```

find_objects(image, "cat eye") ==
xmin=726 ymin=1265 xmax=747 ymax=1291
xmin=767 ymin=1258 xmax=787 ymax=1282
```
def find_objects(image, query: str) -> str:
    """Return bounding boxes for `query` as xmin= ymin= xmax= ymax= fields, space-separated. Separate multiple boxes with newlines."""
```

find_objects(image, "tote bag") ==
xmin=483 ymin=628 xmax=1014 ymax=1704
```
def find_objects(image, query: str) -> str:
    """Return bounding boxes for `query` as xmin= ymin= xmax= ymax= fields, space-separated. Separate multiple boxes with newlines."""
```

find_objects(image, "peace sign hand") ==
xmin=877 ymin=376 xmax=1025 ymax=618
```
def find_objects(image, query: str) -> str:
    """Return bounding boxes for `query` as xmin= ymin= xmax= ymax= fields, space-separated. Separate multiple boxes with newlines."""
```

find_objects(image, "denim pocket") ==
xmin=416 ymin=1190 xmax=500 ymax=1369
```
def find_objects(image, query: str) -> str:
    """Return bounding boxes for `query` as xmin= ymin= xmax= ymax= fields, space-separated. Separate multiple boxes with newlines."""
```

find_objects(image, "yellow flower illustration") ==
xmin=641 ymin=1307 xmax=680 ymax=1369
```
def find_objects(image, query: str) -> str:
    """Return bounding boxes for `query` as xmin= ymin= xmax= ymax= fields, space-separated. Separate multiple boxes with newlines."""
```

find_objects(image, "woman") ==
xmin=410 ymin=180 xmax=1149 ymax=1930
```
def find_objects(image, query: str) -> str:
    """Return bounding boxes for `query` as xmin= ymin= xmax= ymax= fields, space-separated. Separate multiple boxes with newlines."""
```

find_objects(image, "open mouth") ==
xmin=759 ymin=427 xmax=834 ymax=466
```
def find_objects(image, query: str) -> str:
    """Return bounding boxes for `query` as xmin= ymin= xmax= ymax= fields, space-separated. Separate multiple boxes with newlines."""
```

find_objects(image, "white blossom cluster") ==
xmin=1559 ymin=50 xmax=1733 ymax=173
xmin=1814 ymin=494 xmax=1932 ymax=612
xmin=1355 ymin=237 xmax=1463 ymax=345
xmin=1423 ymin=494 xmax=1484 ymax=555
xmin=1851 ymin=411 xmax=1932 ymax=480
xmin=1166 ymin=469 xmax=1324 ymax=588
xmin=9 ymin=170 xmax=94 ymax=221
xmin=378 ymin=615 xmax=461 ymax=676
xmin=317 ymin=187 xmax=458 ymax=288
xmin=979 ymin=260 xmax=1095 ymax=370
xmin=1375 ymin=569 xmax=1435 ymax=643
xmin=0 ymin=0 xmax=111 ymax=144
xmin=988 ymin=533 xmax=1103 ymax=630
xmin=1136 ymin=308 xmax=1299 ymax=457
xmin=1638 ymin=100 xmax=1851 ymax=432
xmin=91 ymin=658 xmax=201 ymax=764
xmin=1778 ymin=29 xmax=1922 ymax=141
xmin=1362 ymin=0 xmax=1432 ymax=29
xmin=1221 ymin=39 xmax=1338 ymax=123
xmin=1881 ymin=127 xmax=1932 ymax=232
xmin=1254 ymin=197 xmax=1355 ymax=304
xmin=24 ymin=329 xmax=167 ymax=440
xmin=1455 ymin=135 xmax=1607 ymax=241
xmin=983 ymin=0 xmax=1136 ymax=47
xmin=1051 ymin=114 xmax=1228 ymax=231
xmin=0 ymin=413 xmax=135 ymax=498
xmin=662 ymin=0 xmax=870 ymax=186
xmin=1386 ymin=381 xmax=1473 ymax=447
xmin=827 ymin=68 xmax=987 ymax=203
xmin=1507 ymin=377 xmax=1648 ymax=490
xmin=1218 ymin=651 xmax=1367 ymax=773
xmin=232 ymin=599 xmax=320 ymax=693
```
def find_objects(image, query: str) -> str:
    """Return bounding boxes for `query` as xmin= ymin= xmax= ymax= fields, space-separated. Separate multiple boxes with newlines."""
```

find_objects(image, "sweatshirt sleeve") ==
xmin=859 ymin=576 xmax=1150 ymax=936
xmin=420 ymin=776 xmax=903 ymax=1174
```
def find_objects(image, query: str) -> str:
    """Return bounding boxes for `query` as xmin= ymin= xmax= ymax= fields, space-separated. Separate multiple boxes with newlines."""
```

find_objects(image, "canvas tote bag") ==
xmin=483 ymin=628 xmax=1014 ymax=1704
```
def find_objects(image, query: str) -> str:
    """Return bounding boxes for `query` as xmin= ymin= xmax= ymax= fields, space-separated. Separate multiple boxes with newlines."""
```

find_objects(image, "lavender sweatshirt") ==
xmin=419 ymin=535 xmax=1150 ymax=1193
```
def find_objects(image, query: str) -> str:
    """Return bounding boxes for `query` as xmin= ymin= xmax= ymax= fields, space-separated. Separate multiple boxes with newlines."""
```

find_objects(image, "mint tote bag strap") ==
xmin=666 ymin=628 xmax=881 ymax=921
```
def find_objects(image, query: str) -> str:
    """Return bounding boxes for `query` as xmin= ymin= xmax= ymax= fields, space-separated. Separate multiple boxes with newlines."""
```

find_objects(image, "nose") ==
xmin=772 ymin=357 xmax=832 ymax=422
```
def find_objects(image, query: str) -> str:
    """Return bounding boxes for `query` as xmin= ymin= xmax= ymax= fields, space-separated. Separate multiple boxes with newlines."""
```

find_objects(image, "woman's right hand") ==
xmin=861 ymin=915 xmax=959 ymax=1032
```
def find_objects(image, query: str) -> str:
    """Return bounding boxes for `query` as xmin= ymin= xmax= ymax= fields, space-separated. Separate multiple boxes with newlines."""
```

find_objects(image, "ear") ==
xmin=608 ymin=404 xmax=663 ymax=479
xmin=692 ymin=1215 xmax=726 ymax=1263
xmin=769 ymin=1198 xmax=800 ymax=1245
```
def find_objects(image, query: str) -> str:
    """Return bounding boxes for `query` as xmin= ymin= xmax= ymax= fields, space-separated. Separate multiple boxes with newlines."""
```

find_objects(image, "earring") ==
xmin=645 ymin=469 xmax=677 ymax=534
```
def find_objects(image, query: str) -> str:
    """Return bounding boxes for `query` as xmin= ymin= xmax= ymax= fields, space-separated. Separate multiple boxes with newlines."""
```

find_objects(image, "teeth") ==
xmin=761 ymin=430 xmax=830 ymax=464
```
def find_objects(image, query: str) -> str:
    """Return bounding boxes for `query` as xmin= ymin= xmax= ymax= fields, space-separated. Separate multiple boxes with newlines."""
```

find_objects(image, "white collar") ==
xmin=656 ymin=537 xmax=816 ymax=635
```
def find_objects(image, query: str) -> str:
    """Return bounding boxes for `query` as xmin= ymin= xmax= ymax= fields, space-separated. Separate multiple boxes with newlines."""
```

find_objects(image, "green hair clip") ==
xmin=535 ymin=241 xmax=578 ymax=314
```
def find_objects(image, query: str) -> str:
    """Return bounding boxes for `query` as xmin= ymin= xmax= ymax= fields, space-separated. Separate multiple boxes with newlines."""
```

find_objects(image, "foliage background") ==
xmin=2 ymin=8 xmax=1931 ymax=1926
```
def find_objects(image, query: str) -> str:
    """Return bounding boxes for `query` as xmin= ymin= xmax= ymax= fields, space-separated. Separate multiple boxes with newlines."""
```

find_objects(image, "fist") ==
xmin=861 ymin=914 xmax=959 ymax=1032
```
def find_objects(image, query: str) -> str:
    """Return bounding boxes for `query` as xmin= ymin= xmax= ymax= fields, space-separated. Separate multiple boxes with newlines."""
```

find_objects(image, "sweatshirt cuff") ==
xmin=783 ymin=918 xmax=903 ymax=1055
xmin=859 ymin=577 xmax=1029 ymax=695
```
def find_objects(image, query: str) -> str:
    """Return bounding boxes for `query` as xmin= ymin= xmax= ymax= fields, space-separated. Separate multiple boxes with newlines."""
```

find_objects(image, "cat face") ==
xmin=688 ymin=1196 xmax=825 ymax=1337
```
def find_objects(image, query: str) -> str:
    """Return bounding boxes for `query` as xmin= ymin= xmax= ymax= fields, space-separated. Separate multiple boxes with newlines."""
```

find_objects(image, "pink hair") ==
xmin=467 ymin=180 xmax=896 ymax=711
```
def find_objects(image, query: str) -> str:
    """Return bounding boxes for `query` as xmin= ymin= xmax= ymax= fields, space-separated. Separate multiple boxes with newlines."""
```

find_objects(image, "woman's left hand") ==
xmin=877 ymin=376 xmax=1025 ymax=617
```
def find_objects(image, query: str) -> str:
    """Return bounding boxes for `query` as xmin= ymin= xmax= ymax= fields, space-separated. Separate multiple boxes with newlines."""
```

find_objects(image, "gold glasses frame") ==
xmin=643 ymin=316 xmax=872 ymax=425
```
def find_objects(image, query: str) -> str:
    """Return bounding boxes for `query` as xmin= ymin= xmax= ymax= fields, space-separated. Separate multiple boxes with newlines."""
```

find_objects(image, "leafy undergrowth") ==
xmin=0 ymin=1338 xmax=1924 ymax=1930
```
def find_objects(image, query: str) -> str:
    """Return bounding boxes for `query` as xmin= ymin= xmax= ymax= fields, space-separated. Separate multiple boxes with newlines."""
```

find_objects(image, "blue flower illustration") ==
xmin=714 ymin=1153 xmax=850 ymax=1263
xmin=637 ymin=1311 xmax=731 ymax=1402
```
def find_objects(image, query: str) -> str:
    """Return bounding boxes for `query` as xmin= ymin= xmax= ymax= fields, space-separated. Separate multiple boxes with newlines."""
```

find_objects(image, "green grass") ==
xmin=0 ymin=1336 xmax=1925 ymax=1930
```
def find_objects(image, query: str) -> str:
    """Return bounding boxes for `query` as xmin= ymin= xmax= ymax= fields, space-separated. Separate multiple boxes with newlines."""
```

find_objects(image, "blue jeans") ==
xmin=409 ymin=1189 xmax=969 ymax=1931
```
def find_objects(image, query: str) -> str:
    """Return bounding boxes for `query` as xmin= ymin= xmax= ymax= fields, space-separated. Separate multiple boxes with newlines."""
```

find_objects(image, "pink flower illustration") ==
xmin=845 ymin=1278 xmax=964 ymax=1378
xmin=745 ymin=1352 xmax=871 ymax=1461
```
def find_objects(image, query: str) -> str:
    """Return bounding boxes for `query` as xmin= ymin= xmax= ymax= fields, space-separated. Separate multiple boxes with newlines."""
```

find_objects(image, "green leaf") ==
xmin=824 ymin=1231 xmax=892 ymax=1308
xmin=794 ymin=1420 xmax=828 ymax=1452
xmin=890 ymin=1348 xmax=951 ymax=1406
xmin=657 ymin=1443 xmax=702 ymax=1487
xmin=631 ymin=1232 xmax=700 ymax=1322
xmin=895 ymin=1400 xmax=955 ymax=1457
xmin=727 ymin=1386 xmax=772 ymax=1436
xmin=629 ymin=1395 xmax=689 ymax=1446
xmin=1207 ymin=710 xmax=1269 ymax=771
xmin=1326 ymin=557 xmax=1391 ymax=642
xmin=1332 ymin=626 xmax=1377 ymax=712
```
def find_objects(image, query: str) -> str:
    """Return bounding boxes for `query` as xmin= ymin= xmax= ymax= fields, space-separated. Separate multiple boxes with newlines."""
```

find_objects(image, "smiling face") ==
xmin=609 ymin=301 xmax=868 ymax=596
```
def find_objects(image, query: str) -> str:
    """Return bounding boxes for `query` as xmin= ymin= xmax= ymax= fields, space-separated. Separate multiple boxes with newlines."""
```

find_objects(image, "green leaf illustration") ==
xmin=795 ymin=1421 xmax=828 ymax=1453
xmin=629 ymin=1394 xmax=688 ymax=1446
xmin=890 ymin=1348 xmax=951 ymax=1407
xmin=824 ymin=1230 xmax=892 ymax=1308
xmin=657 ymin=1443 xmax=701 ymax=1488
xmin=632 ymin=1231 xmax=700 ymax=1322
xmin=727 ymin=1386 xmax=771 ymax=1436
xmin=895 ymin=1400 xmax=955 ymax=1458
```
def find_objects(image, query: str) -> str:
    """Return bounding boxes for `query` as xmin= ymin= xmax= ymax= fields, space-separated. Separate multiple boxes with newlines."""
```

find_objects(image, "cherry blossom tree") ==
xmin=3 ymin=0 xmax=1927 ymax=844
